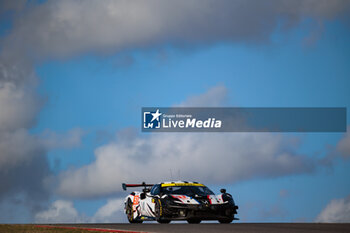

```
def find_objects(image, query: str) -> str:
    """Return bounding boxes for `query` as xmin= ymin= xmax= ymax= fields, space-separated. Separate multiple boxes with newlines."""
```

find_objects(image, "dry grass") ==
xmin=0 ymin=225 xmax=105 ymax=233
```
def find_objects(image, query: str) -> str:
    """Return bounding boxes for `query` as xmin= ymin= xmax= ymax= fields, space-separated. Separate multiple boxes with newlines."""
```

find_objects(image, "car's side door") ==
xmin=139 ymin=184 xmax=161 ymax=218
xmin=139 ymin=193 xmax=156 ymax=218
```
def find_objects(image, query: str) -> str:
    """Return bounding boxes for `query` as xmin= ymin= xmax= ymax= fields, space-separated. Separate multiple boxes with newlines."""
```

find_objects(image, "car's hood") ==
xmin=170 ymin=194 xmax=225 ymax=204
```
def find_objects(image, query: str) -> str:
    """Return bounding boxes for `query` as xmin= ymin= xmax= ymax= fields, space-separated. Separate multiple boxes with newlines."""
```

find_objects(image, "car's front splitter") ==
xmin=161 ymin=203 xmax=238 ymax=221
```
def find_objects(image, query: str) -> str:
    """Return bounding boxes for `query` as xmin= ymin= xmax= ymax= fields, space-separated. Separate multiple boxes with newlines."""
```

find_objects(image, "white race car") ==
xmin=122 ymin=181 xmax=238 ymax=224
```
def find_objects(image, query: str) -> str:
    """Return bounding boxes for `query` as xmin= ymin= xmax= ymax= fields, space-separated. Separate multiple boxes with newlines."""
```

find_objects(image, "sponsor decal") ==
xmin=161 ymin=183 xmax=205 ymax=187
xmin=133 ymin=195 xmax=140 ymax=211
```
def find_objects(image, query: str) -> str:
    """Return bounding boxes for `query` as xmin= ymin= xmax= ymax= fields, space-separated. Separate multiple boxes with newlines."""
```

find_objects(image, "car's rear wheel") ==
xmin=218 ymin=218 xmax=233 ymax=224
xmin=126 ymin=199 xmax=143 ymax=224
xmin=187 ymin=219 xmax=201 ymax=224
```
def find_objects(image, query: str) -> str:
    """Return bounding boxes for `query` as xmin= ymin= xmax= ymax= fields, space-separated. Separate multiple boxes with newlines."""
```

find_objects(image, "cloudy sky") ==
xmin=0 ymin=0 xmax=350 ymax=223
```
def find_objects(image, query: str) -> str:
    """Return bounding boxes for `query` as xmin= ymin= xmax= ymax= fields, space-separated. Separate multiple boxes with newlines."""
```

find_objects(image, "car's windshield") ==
xmin=161 ymin=186 xmax=214 ymax=196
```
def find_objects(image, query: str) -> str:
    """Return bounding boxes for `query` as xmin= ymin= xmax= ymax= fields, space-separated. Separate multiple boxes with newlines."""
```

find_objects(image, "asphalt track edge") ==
xmin=35 ymin=225 xmax=147 ymax=233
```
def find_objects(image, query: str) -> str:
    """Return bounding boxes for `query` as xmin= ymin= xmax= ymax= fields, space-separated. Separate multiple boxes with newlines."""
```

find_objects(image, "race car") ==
xmin=122 ymin=181 xmax=238 ymax=224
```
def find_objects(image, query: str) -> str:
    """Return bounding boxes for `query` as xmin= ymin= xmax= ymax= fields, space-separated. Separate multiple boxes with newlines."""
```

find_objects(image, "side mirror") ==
xmin=140 ymin=192 xmax=146 ymax=200
xmin=220 ymin=188 xmax=226 ymax=194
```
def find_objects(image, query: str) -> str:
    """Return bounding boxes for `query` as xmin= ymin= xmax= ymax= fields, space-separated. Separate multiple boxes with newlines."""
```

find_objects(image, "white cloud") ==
xmin=176 ymin=85 xmax=228 ymax=107
xmin=0 ymin=129 xmax=43 ymax=170
xmin=35 ymin=198 xmax=126 ymax=223
xmin=92 ymin=198 xmax=126 ymax=223
xmin=336 ymin=126 xmax=350 ymax=159
xmin=0 ymin=62 xmax=85 ymax=221
xmin=57 ymin=85 xmax=315 ymax=198
xmin=316 ymin=195 xmax=350 ymax=223
xmin=3 ymin=0 xmax=350 ymax=60
xmin=0 ymin=63 xmax=42 ymax=132
xmin=0 ymin=0 xmax=26 ymax=14
xmin=0 ymin=61 xmax=52 ymax=214
xmin=35 ymin=200 xmax=82 ymax=223
xmin=57 ymin=132 xmax=314 ymax=198
xmin=40 ymin=128 xmax=85 ymax=150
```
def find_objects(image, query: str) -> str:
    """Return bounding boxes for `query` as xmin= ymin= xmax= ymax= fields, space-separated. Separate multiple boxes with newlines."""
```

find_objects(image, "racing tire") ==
xmin=218 ymin=218 xmax=233 ymax=224
xmin=155 ymin=199 xmax=171 ymax=224
xmin=187 ymin=219 xmax=201 ymax=224
xmin=126 ymin=199 xmax=143 ymax=224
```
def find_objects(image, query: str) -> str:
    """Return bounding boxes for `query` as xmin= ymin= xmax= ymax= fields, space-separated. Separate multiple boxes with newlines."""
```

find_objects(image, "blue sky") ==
xmin=33 ymin=20 xmax=350 ymax=222
xmin=0 ymin=0 xmax=350 ymax=224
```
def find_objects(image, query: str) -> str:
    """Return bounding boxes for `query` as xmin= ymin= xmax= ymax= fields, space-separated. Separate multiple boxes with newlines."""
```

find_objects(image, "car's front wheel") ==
xmin=126 ymin=199 xmax=143 ymax=224
xmin=155 ymin=199 xmax=171 ymax=224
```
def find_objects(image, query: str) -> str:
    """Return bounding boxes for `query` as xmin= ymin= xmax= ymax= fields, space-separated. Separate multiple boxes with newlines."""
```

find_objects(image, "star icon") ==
xmin=151 ymin=109 xmax=162 ymax=122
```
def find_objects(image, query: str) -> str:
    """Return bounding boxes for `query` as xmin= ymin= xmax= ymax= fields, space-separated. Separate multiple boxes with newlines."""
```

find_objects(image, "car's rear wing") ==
xmin=122 ymin=182 xmax=154 ymax=191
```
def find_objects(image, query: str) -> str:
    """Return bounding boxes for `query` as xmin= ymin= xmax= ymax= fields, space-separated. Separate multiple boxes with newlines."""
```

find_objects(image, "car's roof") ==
xmin=158 ymin=181 xmax=205 ymax=187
